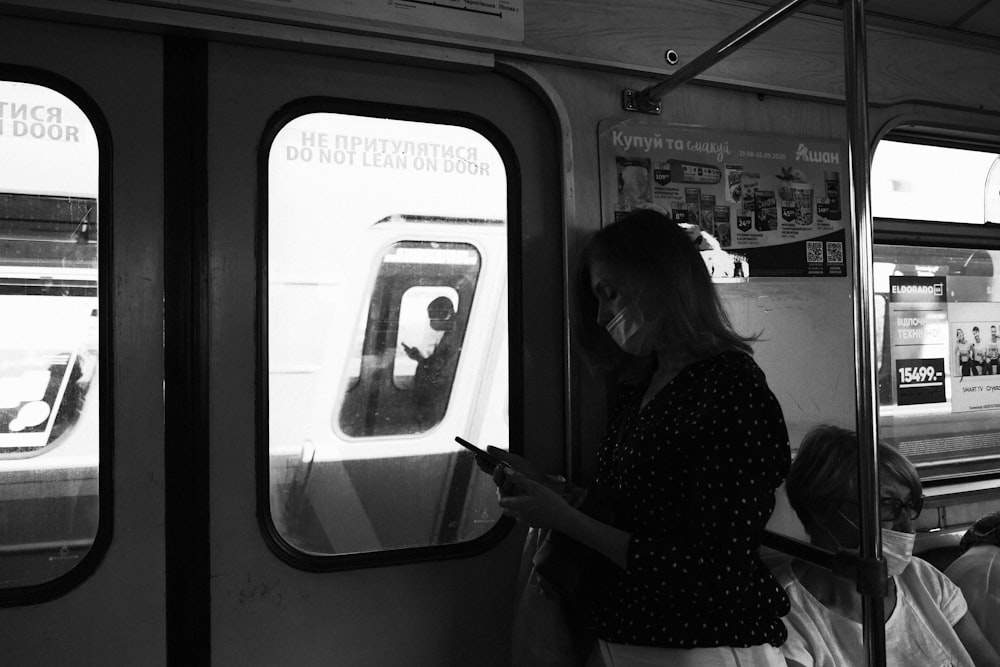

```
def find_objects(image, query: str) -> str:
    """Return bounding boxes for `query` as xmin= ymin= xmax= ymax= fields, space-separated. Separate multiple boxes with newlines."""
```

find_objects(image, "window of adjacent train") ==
xmin=0 ymin=80 xmax=100 ymax=587
xmin=872 ymin=140 xmax=1000 ymax=224
xmin=266 ymin=111 xmax=509 ymax=557
xmin=873 ymin=140 xmax=1000 ymax=479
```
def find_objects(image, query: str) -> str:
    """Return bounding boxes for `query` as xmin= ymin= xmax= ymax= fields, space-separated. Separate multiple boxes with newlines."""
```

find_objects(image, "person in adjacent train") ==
xmin=945 ymin=510 xmax=1000 ymax=656
xmin=402 ymin=296 xmax=460 ymax=427
xmin=956 ymin=328 xmax=974 ymax=377
xmin=986 ymin=326 xmax=1000 ymax=375
xmin=491 ymin=209 xmax=792 ymax=666
xmin=776 ymin=425 xmax=1000 ymax=667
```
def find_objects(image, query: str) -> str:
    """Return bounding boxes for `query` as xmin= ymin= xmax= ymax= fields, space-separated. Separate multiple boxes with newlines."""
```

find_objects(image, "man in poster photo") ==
xmin=972 ymin=327 xmax=987 ymax=376
xmin=956 ymin=328 xmax=974 ymax=377
xmin=987 ymin=325 xmax=1000 ymax=375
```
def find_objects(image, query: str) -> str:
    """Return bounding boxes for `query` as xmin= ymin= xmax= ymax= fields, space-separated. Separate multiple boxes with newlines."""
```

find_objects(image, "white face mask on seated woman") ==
xmin=605 ymin=302 xmax=657 ymax=356
xmin=826 ymin=509 xmax=916 ymax=577
xmin=881 ymin=528 xmax=916 ymax=577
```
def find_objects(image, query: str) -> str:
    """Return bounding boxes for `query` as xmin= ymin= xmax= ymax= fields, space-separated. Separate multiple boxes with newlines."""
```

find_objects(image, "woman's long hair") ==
xmin=575 ymin=209 xmax=757 ymax=372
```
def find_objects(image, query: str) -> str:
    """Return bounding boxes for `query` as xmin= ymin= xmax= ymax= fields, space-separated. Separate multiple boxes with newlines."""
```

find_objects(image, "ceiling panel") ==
xmin=811 ymin=0 xmax=1000 ymax=41
xmin=866 ymin=0 xmax=986 ymax=27
xmin=957 ymin=1 xmax=1000 ymax=36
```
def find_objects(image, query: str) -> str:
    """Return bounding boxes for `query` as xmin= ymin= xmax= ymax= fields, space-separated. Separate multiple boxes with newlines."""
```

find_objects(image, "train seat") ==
xmin=917 ymin=546 xmax=965 ymax=573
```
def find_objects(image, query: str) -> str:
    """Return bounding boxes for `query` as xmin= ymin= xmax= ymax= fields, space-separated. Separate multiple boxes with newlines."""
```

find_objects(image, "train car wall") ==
xmin=0 ymin=14 xmax=168 ymax=666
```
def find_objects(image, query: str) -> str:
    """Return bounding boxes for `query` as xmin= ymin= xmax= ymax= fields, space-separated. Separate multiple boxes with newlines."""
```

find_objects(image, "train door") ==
xmin=0 ymin=14 xmax=166 ymax=666
xmin=205 ymin=42 xmax=562 ymax=664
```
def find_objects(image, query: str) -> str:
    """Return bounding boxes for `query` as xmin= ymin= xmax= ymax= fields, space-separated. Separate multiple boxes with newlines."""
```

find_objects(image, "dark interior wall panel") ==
xmin=0 ymin=15 xmax=166 ymax=667
xmin=206 ymin=42 xmax=561 ymax=666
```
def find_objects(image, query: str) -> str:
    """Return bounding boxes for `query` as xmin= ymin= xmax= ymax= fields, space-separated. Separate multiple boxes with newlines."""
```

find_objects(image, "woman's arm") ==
xmin=954 ymin=613 xmax=1000 ymax=667
xmin=560 ymin=497 xmax=631 ymax=569
xmin=497 ymin=468 xmax=632 ymax=569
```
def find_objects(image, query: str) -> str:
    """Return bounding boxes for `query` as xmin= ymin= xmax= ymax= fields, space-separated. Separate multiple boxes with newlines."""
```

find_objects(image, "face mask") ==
xmin=881 ymin=528 xmax=915 ymax=577
xmin=826 ymin=511 xmax=914 ymax=577
xmin=605 ymin=303 xmax=653 ymax=355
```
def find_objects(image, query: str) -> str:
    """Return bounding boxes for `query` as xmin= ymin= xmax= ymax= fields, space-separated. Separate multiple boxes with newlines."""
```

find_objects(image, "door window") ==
xmin=266 ymin=109 xmax=509 ymax=559
xmin=0 ymin=79 xmax=101 ymax=588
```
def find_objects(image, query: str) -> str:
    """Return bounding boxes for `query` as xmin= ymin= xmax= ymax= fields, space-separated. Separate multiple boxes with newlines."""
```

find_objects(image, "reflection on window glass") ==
xmin=874 ymin=243 xmax=1000 ymax=479
xmin=267 ymin=112 xmax=508 ymax=557
xmin=872 ymin=140 xmax=1000 ymax=223
xmin=0 ymin=80 xmax=100 ymax=587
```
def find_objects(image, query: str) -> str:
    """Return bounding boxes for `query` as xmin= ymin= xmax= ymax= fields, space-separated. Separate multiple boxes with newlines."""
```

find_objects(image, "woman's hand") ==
xmin=493 ymin=462 xmax=632 ymax=569
xmin=486 ymin=447 xmax=545 ymax=498
xmin=486 ymin=447 xmax=570 ymax=499
xmin=495 ymin=468 xmax=573 ymax=531
xmin=486 ymin=447 xmax=544 ymax=481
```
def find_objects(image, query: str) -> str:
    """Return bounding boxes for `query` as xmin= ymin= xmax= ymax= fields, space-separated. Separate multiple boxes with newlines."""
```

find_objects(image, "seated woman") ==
xmin=946 ymin=511 xmax=1000 ymax=655
xmin=776 ymin=425 xmax=999 ymax=667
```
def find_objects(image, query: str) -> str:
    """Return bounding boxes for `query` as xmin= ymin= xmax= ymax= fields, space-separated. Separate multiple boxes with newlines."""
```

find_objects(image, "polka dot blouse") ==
xmin=585 ymin=351 xmax=791 ymax=648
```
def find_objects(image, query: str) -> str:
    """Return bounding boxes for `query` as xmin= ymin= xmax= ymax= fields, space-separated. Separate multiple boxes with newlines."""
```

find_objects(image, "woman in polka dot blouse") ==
xmin=495 ymin=209 xmax=791 ymax=666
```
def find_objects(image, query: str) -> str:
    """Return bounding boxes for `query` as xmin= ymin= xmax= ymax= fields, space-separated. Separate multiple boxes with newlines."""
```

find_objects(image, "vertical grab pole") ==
xmin=843 ymin=1 xmax=887 ymax=666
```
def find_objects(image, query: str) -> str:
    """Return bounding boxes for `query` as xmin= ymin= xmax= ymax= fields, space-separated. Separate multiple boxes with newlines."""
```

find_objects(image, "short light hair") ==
xmin=786 ymin=425 xmax=921 ymax=537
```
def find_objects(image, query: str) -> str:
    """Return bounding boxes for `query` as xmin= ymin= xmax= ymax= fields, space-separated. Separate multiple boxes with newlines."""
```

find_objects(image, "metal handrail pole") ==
xmin=762 ymin=531 xmax=836 ymax=571
xmin=762 ymin=530 xmax=878 ymax=581
xmin=638 ymin=0 xmax=816 ymax=106
xmin=843 ymin=1 xmax=887 ymax=666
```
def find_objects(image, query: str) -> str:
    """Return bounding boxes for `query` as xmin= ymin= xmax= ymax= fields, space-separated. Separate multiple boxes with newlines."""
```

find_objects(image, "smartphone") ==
xmin=454 ymin=436 xmax=506 ymax=473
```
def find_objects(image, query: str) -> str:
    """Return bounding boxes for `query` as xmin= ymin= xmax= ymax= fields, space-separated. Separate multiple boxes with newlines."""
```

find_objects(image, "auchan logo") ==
xmin=794 ymin=143 xmax=840 ymax=164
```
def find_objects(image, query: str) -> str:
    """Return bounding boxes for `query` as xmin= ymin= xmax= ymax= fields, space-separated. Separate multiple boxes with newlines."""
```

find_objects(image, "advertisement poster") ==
xmin=0 ymin=349 xmax=77 ymax=448
xmin=888 ymin=276 xmax=949 ymax=406
xmin=167 ymin=0 xmax=524 ymax=41
xmin=949 ymin=302 xmax=1000 ymax=413
xmin=598 ymin=121 xmax=848 ymax=278
xmin=0 ymin=297 xmax=93 ymax=449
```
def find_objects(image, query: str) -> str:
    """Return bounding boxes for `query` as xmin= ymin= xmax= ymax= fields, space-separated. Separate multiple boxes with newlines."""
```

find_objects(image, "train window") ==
xmin=341 ymin=244 xmax=479 ymax=436
xmin=265 ymin=108 xmax=509 ymax=562
xmin=872 ymin=140 xmax=1000 ymax=224
xmin=873 ymin=138 xmax=1000 ymax=480
xmin=0 ymin=79 xmax=101 ymax=588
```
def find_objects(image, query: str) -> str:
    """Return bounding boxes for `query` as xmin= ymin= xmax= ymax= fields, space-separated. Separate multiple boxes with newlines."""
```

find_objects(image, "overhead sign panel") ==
xmin=159 ymin=0 xmax=524 ymax=41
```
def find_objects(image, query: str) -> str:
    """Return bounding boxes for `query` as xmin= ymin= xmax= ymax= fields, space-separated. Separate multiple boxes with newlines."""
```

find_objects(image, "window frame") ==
xmin=338 ymin=241 xmax=481 ymax=437
xmin=0 ymin=64 xmax=113 ymax=606
xmin=873 ymin=126 xmax=1000 ymax=486
xmin=256 ymin=97 xmax=521 ymax=571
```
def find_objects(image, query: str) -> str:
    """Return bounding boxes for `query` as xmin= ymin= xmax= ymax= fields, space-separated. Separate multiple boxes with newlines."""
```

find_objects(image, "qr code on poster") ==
xmin=806 ymin=241 xmax=824 ymax=264
xmin=826 ymin=241 xmax=844 ymax=264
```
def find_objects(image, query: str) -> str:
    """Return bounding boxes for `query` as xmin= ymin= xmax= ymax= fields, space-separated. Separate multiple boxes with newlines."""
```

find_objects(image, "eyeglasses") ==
xmin=879 ymin=496 xmax=924 ymax=522
xmin=842 ymin=496 xmax=924 ymax=523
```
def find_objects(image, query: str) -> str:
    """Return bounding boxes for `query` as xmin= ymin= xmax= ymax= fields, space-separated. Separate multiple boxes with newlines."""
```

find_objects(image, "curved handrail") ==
xmin=762 ymin=530 xmax=889 ymax=597
xmin=622 ymin=0 xmax=817 ymax=114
